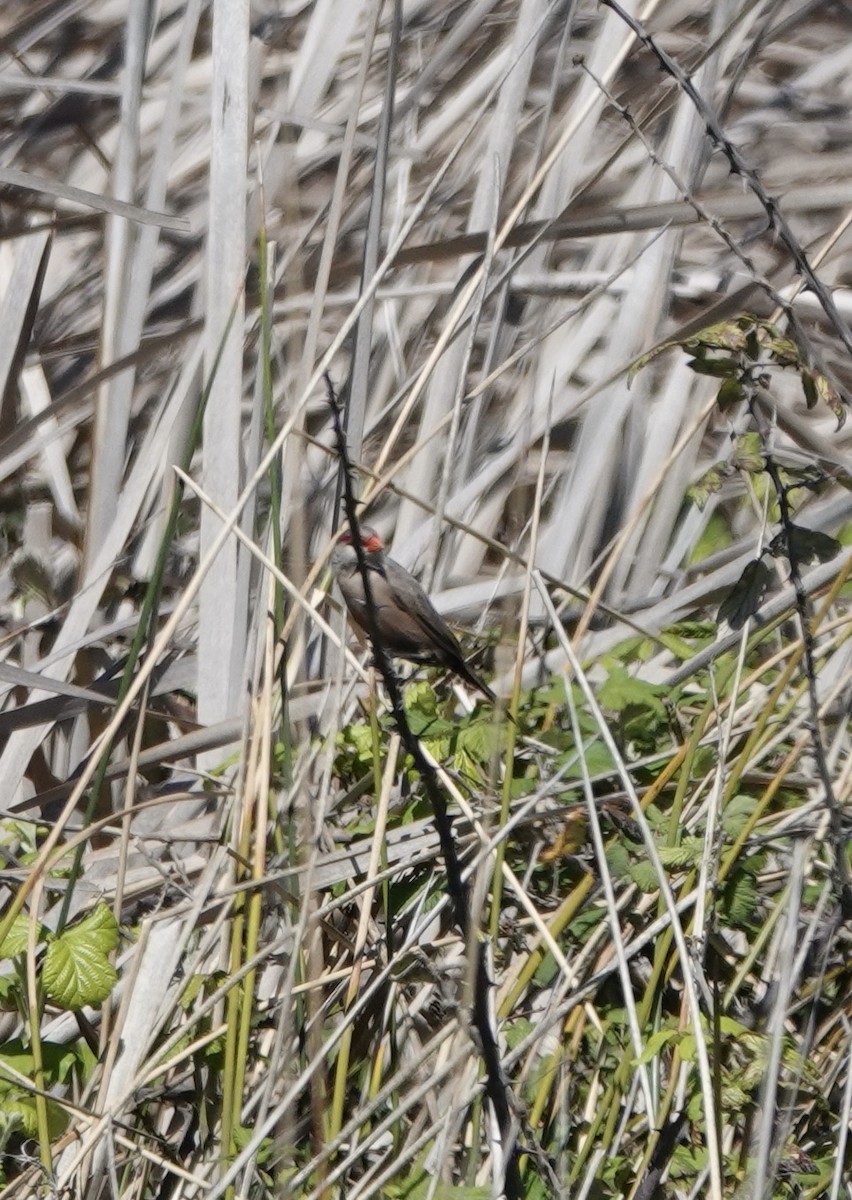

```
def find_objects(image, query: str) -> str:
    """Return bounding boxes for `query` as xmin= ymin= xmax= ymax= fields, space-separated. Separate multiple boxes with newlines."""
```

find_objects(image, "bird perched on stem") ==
xmin=331 ymin=525 xmax=497 ymax=704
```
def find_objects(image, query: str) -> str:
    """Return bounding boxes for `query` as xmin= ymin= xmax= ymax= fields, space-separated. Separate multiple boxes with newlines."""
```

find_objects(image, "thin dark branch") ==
xmin=761 ymin=448 xmax=852 ymax=916
xmin=325 ymin=375 xmax=522 ymax=1199
xmin=601 ymin=0 xmax=852 ymax=397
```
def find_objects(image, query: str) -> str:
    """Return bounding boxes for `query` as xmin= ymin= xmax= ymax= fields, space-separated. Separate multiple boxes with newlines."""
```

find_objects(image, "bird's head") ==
xmin=331 ymin=525 xmax=385 ymax=573
xmin=339 ymin=526 xmax=384 ymax=554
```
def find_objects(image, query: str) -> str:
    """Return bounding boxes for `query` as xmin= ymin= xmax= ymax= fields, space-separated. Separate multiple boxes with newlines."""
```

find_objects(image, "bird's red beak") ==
xmin=363 ymin=532 xmax=384 ymax=552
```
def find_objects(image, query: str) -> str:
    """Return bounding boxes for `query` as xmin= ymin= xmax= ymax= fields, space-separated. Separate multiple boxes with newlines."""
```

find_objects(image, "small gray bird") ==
xmin=331 ymin=525 xmax=496 ymax=704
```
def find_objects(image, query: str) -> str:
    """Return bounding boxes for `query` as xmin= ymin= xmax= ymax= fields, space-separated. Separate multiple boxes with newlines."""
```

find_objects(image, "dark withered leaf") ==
xmin=717 ymin=558 xmax=773 ymax=630
xmin=768 ymin=524 xmax=841 ymax=565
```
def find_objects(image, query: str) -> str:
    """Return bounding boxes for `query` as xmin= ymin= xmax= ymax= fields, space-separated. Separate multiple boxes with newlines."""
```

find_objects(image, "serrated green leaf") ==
xmin=388 ymin=1178 xmax=491 ymax=1200
xmin=341 ymin=722 xmax=374 ymax=762
xmin=598 ymin=664 xmax=666 ymax=717
xmin=657 ymin=841 xmax=701 ymax=869
xmin=0 ymin=914 xmax=45 ymax=959
xmin=720 ymin=1082 xmax=750 ymax=1110
xmin=421 ymin=734 xmax=451 ymax=762
xmin=718 ymin=1014 xmax=750 ymax=1037
xmin=722 ymin=794 xmax=757 ymax=839
xmin=43 ymin=942 xmax=117 ymax=1011
xmin=455 ymin=719 xmax=502 ymax=765
xmin=403 ymin=680 xmax=438 ymax=718
xmin=42 ymin=905 xmax=119 ymax=1010
xmin=604 ymin=839 xmax=632 ymax=881
xmin=408 ymin=707 xmax=453 ymax=738
xmin=629 ymin=858 xmax=662 ymax=892
xmin=67 ymin=904 xmax=119 ymax=955
xmin=561 ymin=739 xmax=617 ymax=779
xmin=0 ymin=1098 xmax=37 ymax=1139
xmin=722 ymin=873 xmax=759 ymax=926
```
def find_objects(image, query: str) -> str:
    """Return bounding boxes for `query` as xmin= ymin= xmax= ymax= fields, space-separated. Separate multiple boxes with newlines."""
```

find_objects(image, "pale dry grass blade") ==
xmin=87 ymin=0 xmax=152 ymax=564
xmin=198 ymin=0 xmax=252 ymax=752
xmin=0 ymin=229 xmax=50 ymax=401
xmin=0 ymin=165 xmax=189 ymax=231
xmin=19 ymin=363 xmax=79 ymax=526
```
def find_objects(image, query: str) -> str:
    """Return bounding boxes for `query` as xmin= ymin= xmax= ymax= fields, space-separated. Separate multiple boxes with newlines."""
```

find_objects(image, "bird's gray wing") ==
xmin=381 ymin=558 xmax=466 ymax=667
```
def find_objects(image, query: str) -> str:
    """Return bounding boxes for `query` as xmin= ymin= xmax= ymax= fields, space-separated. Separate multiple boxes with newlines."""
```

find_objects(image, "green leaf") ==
xmin=763 ymin=332 xmax=799 ymax=366
xmin=0 ymin=1041 xmax=75 ymax=1139
xmin=722 ymin=794 xmax=757 ymax=839
xmin=721 ymin=873 xmax=759 ymax=927
xmin=42 ymin=904 xmax=119 ymax=1010
xmin=341 ymin=722 xmax=374 ymax=763
xmin=403 ymin=680 xmax=439 ymax=719
xmin=634 ymin=1026 xmax=682 ymax=1065
xmin=812 ymin=370 xmax=846 ymax=428
xmin=0 ymin=914 xmax=45 ymax=958
xmin=685 ymin=317 xmax=752 ymax=354
xmin=629 ymin=858 xmax=663 ymax=892
xmin=687 ymin=465 xmax=725 ymax=510
xmin=605 ymin=840 xmax=632 ymax=881
xmin=533 ymin=951 xmax=559 ymax=990
xmin=733 ymin=432 xmax=763 ymax=473
xmin=801 ymin=369 xmax=818 ymax=409
xmin=390 ymin=1180 xmax=490 ymax=1200
xmin=718 ymin=1014 xmax=750 ymax=1037
xmin=560 ymin=739 xmax=617 ymax=779
xmin=724 ymin=1084 xmax=748 ymax=1108
xmin=455 ymin=719 xmax=503 ymax=766
xmin=504 ymin=1018 xmax=535 ymax=1050
xmin=657 ymin=840 xmax=701 ymax=869
xmin=686 ymin=355 xmax=740 ymax=378
xmin=0 ymin=1098 xmax=37 ymax=1139
xmin=716 ymin=376 xmax=745 ymax=410
xmin=598 ymin=664 xmax=666 ymax=718
xmin=627 ymin=337 xmax=680 ymax=383
xmin=233 ymin=1124 xmax=275 ymax=1165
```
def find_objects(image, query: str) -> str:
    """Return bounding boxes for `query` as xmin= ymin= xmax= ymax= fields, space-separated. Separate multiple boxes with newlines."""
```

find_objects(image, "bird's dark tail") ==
xmin=457 ymin=660 xmax=497 ymax=706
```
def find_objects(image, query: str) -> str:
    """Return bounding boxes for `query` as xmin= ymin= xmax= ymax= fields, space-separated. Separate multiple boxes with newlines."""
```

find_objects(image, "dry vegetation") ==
xmin=2 ymin=1 xmax=852 ymax=1197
